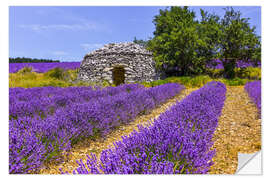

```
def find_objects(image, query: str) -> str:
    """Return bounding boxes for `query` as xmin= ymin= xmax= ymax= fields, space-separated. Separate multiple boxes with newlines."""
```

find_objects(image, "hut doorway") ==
xmin=112 ymin=66 xmax=125 ymax=86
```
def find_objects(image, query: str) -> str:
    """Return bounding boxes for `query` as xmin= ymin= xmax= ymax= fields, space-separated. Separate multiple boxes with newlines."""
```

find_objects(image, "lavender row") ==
xmin=9 ymin=62 xmax=81 ymax=73
xmin=9 ymin=83 xmax=184 ymax=174
xmin=10 ymin=84 xmax=143 ymax=118
xmin=9 ymin=84 xmax=143 ymax=173
xmin=9 ymin=60 xmax=259 ymax=73
xmin=207 ymin=59 xmax=261 ymax=69
xmin=71 ymin=81 xmax=226 ymax=174
xmin=244 ymin=80 xmax=261 ymax=116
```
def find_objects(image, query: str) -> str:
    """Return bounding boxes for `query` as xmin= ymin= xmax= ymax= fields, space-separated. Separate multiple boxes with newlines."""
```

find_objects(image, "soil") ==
xmin=209 ymin=86 xmax=261 ymax=174
xmin=38 ymin=86 xmax=261 ymax=174
xmin=39 ymin=88 xmax=197 ymax=174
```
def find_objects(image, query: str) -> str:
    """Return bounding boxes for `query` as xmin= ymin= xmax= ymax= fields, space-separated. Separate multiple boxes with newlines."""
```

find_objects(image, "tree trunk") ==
xmin=223 ymin=59 xmax=236 ymax=79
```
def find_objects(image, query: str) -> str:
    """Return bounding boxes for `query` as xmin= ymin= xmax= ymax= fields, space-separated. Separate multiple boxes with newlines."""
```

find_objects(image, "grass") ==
xmin=9 ymin=68 xmax=92 ymax=88
xmin=206 ymin=67 xmax=261 ymax=80
xmin=141 ymin=75 xmax=252 ymax=88
xmin=235 ymin=67 xmax=261 ymax=80
xmin=9 ymin=67 xmax=257 ymax=88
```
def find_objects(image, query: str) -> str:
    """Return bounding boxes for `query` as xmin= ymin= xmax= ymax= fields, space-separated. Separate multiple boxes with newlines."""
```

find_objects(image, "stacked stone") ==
xmin=78 ymin=42 xmax=158 ymax=84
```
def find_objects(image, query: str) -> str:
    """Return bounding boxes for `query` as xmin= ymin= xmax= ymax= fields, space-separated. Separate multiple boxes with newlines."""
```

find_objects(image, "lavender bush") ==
xmin=244 ymin=80 xmax=261 ymax=116
xmin=72 ymin=81 xmax=226 ymax=174
xmin=9 ymin=62 xmax=81 ymax=73
xmin=9 ymin=84 xmax=143 ymax=173
xmin=207 ymin=59 xmax=261 ymax=69
xmin=9 ymin=84 xmax=143 ymax=118
xmin=9 ymin=83 xmax=184 ymax=174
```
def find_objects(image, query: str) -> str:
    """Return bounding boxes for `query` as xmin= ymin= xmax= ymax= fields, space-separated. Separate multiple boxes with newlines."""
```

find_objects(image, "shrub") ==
xmin=235 ymin=67 xmax=261 ymax=80
xmin=67 ymin=69 xmax=80 ymax=81
xmin=44 ymin=67 xmax=69 ymax=80
xmin=185 ymin=75 xmax=212 ymax=87
xmin=141 ymin=75 xmax=252 ymax=88
xmin=145 ymin=76 xmax=213 ymax=88
xmin=206 ymin=69 xmax=224 ymax=78
xmin=17 ymin=66 xmax=33 ymax=74
xmin=220 ymin=78 xmax=250 ymax=86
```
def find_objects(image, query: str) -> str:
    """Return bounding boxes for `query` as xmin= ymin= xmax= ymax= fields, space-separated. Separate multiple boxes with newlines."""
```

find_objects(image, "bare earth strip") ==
xmin=39 ymin=86 xmax=261 ymax=174
xmin=209 ymin=86 xmax=261 ymax=174
xmin=39 ymin=88 xmax=197 ymax=174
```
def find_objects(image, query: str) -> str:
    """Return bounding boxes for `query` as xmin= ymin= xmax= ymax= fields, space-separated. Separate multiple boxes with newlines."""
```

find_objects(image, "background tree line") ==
xmin=134 ymin=6 xmax=261 ymax=79
xmin=9 ymin=57 xmax=60 ymax=63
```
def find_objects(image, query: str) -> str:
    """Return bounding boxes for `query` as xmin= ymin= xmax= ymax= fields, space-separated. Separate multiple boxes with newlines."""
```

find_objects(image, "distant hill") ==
xmin=9 ymin=57 xmax=60 ymax=63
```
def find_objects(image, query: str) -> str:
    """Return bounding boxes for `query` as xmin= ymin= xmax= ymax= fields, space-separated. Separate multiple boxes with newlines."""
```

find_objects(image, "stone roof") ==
xmin=85 ymin=42 xmax=152 ymax=56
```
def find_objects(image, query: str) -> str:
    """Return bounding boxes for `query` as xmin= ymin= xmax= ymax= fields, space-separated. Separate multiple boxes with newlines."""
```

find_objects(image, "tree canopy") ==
xmin=147 ymin=6 xmax=261 ymax=78
xmin=9 ymin=57 xmax=60 ymax=63
xmin=133 ymin=37 xmax=149 ymax=48
xmin=217 ymin=7 xmax=261 ymax=78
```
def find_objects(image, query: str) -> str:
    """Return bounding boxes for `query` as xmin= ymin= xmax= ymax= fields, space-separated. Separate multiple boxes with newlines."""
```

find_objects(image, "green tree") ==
xmin=133 ymin=37 xmax=149 ymax=48
xmin=148 ymin=6 xmax=216 ymax=77
xmin=217 ymin=7 xmax=261 ymax=78
xmin=9 ymin=57 xmax=60 ymax=63
xmin=148 ymin=6 xmax=260 ymax=79
xmin=198 ymin=9 xmax=222 ymax=67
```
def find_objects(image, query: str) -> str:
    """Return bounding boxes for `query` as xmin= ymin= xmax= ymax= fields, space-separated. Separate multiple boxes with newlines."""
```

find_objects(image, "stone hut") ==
xmin=77 ymin=42 xmax=157 ymax=85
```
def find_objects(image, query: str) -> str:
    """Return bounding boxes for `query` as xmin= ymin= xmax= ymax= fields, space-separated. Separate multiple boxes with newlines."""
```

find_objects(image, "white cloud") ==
xmin=80 ymin=43 xmax=104 ymax=51
xmin=18 ymin=7 xmax=110 ymax=33
xmin=51 ymin=51 xmax=69 ymax=56
xmin=19 ymin=22 xmax=97 ymax=32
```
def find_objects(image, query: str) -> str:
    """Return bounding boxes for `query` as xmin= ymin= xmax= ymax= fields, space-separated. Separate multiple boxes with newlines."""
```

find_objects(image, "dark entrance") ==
xmin=112 ymin=66 xmax=125 ymax=86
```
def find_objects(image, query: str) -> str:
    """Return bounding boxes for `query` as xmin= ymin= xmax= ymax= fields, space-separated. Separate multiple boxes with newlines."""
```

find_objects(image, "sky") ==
xmin=9 ymin=6 xmax=261 ymax=62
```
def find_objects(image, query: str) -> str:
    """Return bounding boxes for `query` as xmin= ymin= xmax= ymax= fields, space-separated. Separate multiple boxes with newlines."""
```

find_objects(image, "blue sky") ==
xmin=9 ymin=6 xmax=261 ymax=62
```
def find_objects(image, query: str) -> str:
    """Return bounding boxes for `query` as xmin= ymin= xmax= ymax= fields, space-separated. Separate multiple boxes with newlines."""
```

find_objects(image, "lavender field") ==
xmin=9 ymin=60 xmax=260 ymax=74
xmin=9 ymin=83 xmax=184 ymax=173
xmin=8 ymin=5 xmax=262 ymax=175
xmin=9 ymin=62 xmax=81 ymax=73
xmin=245 ymin=81 xmax=261 ymax=116
xmin=72 ymin=81 xmax=226 ymax=174
xmin=8 ymin=61 xmax=262 ymax=174
xmin=9 ymin=79 xmax=262 ymax=174
xmin=207 ymin=59 xmax=261 ymax=69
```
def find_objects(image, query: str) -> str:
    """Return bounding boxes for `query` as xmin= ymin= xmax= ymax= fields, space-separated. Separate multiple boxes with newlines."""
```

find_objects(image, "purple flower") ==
xmin=9 ymin=62 xmax=81 ymax=73
xmin=9 ymin=83 xmax=183 ymax=174
xmin=72 ymin=81 xmax=226 ymax=174
xmin=245 ymin=80 xmax=261 ymax=117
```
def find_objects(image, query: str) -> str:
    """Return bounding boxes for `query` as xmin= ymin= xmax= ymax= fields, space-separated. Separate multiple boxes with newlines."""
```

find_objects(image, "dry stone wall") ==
xmin=78 ymin=42 xmax=158 ymax=84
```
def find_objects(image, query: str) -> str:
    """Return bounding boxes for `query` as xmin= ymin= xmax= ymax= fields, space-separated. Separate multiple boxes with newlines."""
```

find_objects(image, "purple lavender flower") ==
xmin=245 ymin=80 xmax=261 ymax=116
xmin=9 ymin=83 xmax=183 ymax=174
xmin=207 ymin=59 xmax=261 ymax=69
xmin=72 ymin=81 xmax=226 ymax=174
xmin=9 ymin=62 xmax=81 ymax=73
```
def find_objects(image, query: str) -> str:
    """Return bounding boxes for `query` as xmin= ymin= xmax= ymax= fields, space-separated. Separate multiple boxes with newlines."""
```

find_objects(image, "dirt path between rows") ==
xmin=39 ymin=88 xmax=197 ymax=174
xmin=209 ymin=86 xmax=261 ymax=174
xmin=39 ymin=86 xmax=261 ymax=174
